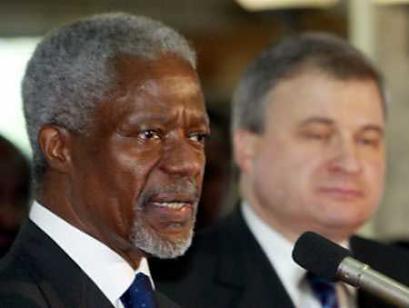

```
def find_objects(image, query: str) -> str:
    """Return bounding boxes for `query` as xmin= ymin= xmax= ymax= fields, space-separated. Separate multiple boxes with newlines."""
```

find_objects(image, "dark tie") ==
xmin=121 ymin=273 xmax=156 ymax=308
xmin=307 ymin=272 xmax=339 ymax=308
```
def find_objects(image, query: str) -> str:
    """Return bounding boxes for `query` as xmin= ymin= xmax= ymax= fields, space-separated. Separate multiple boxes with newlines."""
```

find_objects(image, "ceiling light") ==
xmin=374 ymin=0 xmax=409 ymax=4
xmin=235 ymin=0 xmax=338 ymax=11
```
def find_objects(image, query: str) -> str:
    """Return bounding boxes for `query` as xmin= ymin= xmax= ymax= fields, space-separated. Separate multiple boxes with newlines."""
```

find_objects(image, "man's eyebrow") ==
xmin=360 ymin=124 xmax=384 ymax=136
xmin=298 ymin=117 xmax=385 ymax=135
xmin=298 ymin=117 xmax=334 ymax=127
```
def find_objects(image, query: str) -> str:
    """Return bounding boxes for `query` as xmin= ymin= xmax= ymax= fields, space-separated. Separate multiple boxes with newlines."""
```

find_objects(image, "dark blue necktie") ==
xmin=121 ymin=273 xmax=156 ymax=308
xmin=307 ymin=272 xmax=339 ymax=308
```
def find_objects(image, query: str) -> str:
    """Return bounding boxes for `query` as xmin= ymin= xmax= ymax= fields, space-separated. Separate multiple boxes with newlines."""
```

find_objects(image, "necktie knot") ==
xmin=121 ymin=273 xmax=156 ymax=308
xmin=307 ymin=272 xmax=339 ymax=308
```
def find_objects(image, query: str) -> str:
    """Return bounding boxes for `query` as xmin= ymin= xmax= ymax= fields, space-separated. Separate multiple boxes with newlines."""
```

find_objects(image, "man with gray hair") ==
xmin=0 ymin=12 xmax=209 ymax=308
xmin=153 ymin=33 xmax=409 ymax=307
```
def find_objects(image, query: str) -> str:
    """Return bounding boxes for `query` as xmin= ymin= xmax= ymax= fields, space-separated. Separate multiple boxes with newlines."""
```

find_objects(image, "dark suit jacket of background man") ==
xmin=152 ymin=208 xmax=409 ymax=308
xmin=0 ymin=220 xmax=179 ymax=308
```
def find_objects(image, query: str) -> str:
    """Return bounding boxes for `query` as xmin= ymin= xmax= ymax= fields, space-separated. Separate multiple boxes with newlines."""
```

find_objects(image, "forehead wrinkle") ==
xmin=110 ymin=76 xmax=201 ymax=113
xmin=135 ymin=76 xmax=201 ymax=98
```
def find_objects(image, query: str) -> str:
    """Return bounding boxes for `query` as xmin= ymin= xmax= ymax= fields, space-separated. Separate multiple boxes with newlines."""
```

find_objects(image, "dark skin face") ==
xmin=39 ymin=53 xmax=209 ymax=268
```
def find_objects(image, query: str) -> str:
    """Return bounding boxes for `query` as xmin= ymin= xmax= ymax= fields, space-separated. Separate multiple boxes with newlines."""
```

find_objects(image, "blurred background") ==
xmin=1 ymin=0 xmax=409 ymax=244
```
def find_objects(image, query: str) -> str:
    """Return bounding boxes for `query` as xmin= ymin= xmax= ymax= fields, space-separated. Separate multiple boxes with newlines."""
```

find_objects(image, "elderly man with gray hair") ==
xmin=0 ymin=13 xmax=209 ymax=308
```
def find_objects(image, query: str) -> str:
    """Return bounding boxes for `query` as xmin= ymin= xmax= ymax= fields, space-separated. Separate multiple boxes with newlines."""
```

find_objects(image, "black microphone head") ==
xmin=292 ymin=231 xmax=352 ymax=281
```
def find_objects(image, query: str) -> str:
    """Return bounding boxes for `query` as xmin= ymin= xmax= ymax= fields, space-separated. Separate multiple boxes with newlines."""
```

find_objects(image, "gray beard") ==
xmin=130 ymin=208 xmax=196 ymax=259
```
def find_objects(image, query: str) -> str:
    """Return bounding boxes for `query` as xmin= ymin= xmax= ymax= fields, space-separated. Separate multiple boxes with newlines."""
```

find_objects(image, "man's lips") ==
xmin=144 ymin=196 xmax=196 ymax=226
xmin=151 ymin=201 xmax=193 ymax=210
xmin=317 ymin=187 xmax=364 ymax=200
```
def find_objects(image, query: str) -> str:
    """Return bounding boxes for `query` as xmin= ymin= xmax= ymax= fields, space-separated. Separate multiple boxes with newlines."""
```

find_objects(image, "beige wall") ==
xmin=373 ymin=6 xmax=409 ymax=241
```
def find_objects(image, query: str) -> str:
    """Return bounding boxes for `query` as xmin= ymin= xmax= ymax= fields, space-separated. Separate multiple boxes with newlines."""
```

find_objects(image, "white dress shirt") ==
xmin=29 ymin=200 xmax=154 ymax=308
xmin=241 ymin=201 xmax=356 ymax=308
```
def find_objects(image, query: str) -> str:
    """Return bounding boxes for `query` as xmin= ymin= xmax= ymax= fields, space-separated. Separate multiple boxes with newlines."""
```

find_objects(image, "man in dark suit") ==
xmin=153 ymin=33 xmax=409 ymax=307
xmin=0 ymin=13 xmax=209 ymax=308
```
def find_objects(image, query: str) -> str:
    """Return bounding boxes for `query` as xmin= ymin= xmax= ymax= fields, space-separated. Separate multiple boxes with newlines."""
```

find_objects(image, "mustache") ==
xmin=137 ymin=180 xmax=200 ymax=207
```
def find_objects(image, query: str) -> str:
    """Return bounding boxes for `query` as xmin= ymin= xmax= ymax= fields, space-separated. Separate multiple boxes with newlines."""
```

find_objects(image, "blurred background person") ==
xmin=196 ymin=108 xmax=232 ymax=230
xmin=152 ymin=32 xmax=409 ymax=308
xmin=0 ymin=134 xmax=30 ymax=257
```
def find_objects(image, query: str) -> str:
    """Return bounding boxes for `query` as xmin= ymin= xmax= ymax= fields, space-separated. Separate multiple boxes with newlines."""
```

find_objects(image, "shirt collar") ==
xmin=241 ymin=201 xmax=355 ymax=306
xmin=241 ymin=201 xmax=305 ymax=303
xmin=29 ymin=200 xmax=154 ymax=306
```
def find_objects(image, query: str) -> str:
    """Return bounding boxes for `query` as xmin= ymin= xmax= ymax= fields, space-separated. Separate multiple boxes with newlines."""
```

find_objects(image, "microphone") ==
xmin=292 ymin=231 xmax=409 ymax=307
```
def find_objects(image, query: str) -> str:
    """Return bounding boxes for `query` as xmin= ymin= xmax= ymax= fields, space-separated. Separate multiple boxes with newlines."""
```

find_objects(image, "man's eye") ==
xmin=357 ymin=137 xmax=380 ymax=148
xmin=188 ymin=132 xmax=208 ymax=144
xmin=302 ymin=131 xmax=331 ymax=141
xmin=138 ymin=130 xmax=161 ymax=140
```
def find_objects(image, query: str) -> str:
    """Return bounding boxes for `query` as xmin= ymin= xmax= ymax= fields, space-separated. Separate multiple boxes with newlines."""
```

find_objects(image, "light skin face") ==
xmin=234 ymin=70 xmax=385 ymax=243
xmin=39 ymin=53 xmax=209 ymax=267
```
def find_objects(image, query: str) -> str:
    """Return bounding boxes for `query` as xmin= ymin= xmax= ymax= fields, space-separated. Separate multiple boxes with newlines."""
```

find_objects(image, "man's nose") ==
xmin=159 ymin=137 xmax=204 ymax=177
xmin=328 ymin=136 xmax=362 ymax=174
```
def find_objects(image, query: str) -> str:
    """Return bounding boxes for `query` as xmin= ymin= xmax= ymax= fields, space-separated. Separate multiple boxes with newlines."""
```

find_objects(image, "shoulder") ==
xmin=152 ymin=208 xmax=289 ymax=307
xmin=0 ymin=221 xmax=68 ymax=308
xmin=0 ymin=221 xmax=45 ymax=286
xmin=0 ymin=253 xmax=47 ymax=308
xmin=151 ymin=209 xmax=243 ymax=279
xmin=0 ymin=297 xmax=44 ymax=308
xmin=191 ymin=207 xmax=252 ymax=255
xmin=351 ymin=235 xmax=409 ymax=284
xmin=151 ymin=209 xmax=255 ymax=306
xmin=351 ymin=235 xmax=409 ymax=259
xmin=155 ymin=290 xmax=181 ymax=308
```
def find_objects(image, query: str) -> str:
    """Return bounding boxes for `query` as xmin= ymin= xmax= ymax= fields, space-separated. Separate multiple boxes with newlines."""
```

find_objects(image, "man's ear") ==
xmin=38 ymin=124 xmax=73 ymax=173
xmin=233 ymin=129 xmax=260 ymax=174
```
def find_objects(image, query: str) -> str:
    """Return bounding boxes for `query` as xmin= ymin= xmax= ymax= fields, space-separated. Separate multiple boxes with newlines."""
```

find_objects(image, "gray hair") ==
xmin=23 ymin=12 xmax=196 ymax=186
xmin=232 ymin=32 xmax=385 ymax=133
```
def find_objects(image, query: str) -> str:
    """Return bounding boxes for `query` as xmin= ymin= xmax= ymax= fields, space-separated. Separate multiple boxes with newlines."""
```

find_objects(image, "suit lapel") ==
xmin=215 ymin=209 xmax=295 ymax=308
xmin=14 ymin=220 xmax=114 ymax=308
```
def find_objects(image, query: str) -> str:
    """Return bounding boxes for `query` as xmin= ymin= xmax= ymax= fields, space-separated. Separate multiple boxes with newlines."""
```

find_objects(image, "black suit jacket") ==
xmin=0 ymin=220 xmax=179 ymax=308
xmin=152 ymin=209 xmax=409 ymax=308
